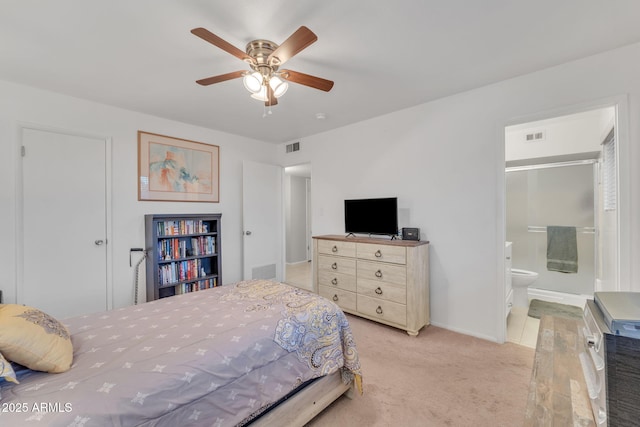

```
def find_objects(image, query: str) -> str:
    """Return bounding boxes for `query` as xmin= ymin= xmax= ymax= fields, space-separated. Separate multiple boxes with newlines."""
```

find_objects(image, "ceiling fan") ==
xmin=191 ymin=26 xmax=334 ymax=107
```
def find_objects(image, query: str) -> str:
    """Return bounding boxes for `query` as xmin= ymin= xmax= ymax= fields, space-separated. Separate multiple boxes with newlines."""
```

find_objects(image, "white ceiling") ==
xmin=2 ymin=1 xmax=640 ymax=143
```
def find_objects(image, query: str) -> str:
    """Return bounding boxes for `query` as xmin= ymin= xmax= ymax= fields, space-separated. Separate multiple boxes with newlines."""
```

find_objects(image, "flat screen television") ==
xmin=344 ymin=197 xmax=398 ymax=236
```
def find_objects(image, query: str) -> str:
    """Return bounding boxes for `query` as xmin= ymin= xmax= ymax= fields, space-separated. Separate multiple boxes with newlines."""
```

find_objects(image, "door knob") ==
xmin=95 ymin=240 xmax=104 ymax=246
xmin=245 ymin=231 xmax=252 ymax=236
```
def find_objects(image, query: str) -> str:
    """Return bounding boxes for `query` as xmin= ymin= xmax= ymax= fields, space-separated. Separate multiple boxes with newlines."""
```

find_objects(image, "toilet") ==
xmin=511 ymin=268 xmax=538 ymax=308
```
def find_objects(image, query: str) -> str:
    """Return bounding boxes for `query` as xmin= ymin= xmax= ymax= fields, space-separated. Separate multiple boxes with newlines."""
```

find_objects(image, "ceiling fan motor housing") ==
xmin=246 ymin=40 xmax=280 ymax=77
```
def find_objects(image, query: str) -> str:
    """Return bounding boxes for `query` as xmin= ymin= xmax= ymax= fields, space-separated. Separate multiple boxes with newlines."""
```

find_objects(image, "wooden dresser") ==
xmin=312 ymin=235 xmax=429 ymax=336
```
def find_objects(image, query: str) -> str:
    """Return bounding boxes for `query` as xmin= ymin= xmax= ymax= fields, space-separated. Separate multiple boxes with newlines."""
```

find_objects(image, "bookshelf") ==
xmin=145 ymin=213 xmax=222 ymax=301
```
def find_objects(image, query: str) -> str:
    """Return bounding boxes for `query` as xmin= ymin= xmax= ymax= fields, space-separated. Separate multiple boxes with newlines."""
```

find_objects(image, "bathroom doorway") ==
xmin=503 ymin=105 xmax=619 ymax=346
xmin=506 ymin=160 xmax=596 ymax=298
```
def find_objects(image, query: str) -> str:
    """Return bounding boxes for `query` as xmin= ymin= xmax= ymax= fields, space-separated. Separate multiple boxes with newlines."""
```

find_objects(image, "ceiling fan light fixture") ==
xmin=250 ymin=86 xmax=269 ymax=102
xmin=269 ymin=76 xmax=288 ymax=98
xmin=243 ymin=71 xmax=263 ymax=94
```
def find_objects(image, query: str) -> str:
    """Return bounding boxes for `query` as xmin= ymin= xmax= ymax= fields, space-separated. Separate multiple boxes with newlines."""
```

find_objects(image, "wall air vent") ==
xmin=252 ymin=264 xmax=276 ymax=280
xmin=524 ymin=130 xmax=545 ymax=142
xmin=285 ymin=142 xmax=300 ymax=153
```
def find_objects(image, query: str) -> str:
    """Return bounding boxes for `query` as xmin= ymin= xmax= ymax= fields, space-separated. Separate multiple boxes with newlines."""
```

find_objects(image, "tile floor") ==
xmin=285 ymin=261 xmax=539 ymax=349
xmin=506 ymin=305 xmax=540 ymax=348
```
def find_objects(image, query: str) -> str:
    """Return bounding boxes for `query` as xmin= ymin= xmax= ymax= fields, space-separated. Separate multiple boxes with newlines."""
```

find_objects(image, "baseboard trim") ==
xmin=286 ymin=260 xmax=311 ymax=266
xmin=429 ymin=321 xmax=500 ymax=344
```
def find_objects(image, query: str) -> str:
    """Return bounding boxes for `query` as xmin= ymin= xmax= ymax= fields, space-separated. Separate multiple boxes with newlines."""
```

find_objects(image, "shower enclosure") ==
xmin=506 ymin=161 xmax=596 ymax=296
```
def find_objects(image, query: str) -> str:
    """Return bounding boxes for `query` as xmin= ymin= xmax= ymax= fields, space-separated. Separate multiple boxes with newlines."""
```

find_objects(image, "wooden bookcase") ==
xmin=145 ymin=213 xmax=222 ymax=301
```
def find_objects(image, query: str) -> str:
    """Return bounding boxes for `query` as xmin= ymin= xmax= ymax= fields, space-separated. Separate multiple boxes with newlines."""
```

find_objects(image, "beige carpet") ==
xmin=307 ymin=314 xmax=535 ymax=427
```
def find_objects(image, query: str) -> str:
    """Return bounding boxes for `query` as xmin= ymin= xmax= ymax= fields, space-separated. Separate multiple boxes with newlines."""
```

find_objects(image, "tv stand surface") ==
xmin=344 ymin=233 xmax=398 ymax=240
xmin=313 ymin=235 xmax=430 ymax=336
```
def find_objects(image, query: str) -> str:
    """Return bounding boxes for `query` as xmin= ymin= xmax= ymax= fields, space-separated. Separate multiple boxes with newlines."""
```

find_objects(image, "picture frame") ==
xmin=138 ymin=131 xmax=219 ymax=202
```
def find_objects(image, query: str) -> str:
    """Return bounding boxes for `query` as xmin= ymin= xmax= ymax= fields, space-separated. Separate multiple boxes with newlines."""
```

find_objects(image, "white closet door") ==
xmin=242 ymin=160 xmax=283 ymax=282
xmin=21 ymin=128 xmax=108 ymax=319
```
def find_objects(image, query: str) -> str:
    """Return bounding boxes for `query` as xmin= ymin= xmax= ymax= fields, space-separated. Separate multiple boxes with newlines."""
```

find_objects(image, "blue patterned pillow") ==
xmin=0 ymin=351 xmax=18 ymax=383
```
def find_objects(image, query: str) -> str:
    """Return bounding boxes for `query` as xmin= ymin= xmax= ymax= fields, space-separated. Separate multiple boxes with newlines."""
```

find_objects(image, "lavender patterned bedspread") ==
xmin=0 ymin=280 xmax=362 ymax=426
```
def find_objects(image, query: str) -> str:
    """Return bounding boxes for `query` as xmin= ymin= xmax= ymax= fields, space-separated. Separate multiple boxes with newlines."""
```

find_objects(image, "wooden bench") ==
xmin=524 ymin=315 xmax=596 ymax=426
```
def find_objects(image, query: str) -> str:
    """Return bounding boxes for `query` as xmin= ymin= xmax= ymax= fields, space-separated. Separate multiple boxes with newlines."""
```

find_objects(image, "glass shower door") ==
xmin=506 ymin=163 xmax=595 ymax=296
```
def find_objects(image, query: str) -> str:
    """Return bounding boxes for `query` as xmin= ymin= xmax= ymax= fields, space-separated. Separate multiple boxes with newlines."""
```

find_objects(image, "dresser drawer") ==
xmin=357 ymin=260 xmax=406 ymax=286
xmin=357 ymin=294 xmax=406 ymax=326
xmin=356 ymin=242 xmax=406 ymax=264
xmin=319 ymin=286 xmax=357 ymax=311
xmin=357 ymin=278 xmax=406 ymax=304
xmin=318 ymin=270 xmax=357 ymax=292
xmin=318 ymin=254 xmax=356 ymax=276
xmin=317 ymin=239 xmax=356 ymax=257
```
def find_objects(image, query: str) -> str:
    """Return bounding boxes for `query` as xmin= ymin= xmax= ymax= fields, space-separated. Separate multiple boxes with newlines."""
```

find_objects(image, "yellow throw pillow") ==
xmin=0 ymin=350 xmax=18 ymax=383
xmin=0 ymin=304 xmax=73 ymax=373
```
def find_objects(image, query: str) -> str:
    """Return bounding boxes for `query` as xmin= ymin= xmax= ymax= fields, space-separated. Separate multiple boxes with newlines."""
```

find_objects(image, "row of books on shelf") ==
xmin=174 ymin=278 xmax=218 ymax=294
xmin=158 ymin=259 xmax=210 ymax=285
xmin=158 ymin=236 xmax=216 ymax=261
xmin=156 ymin=219 xmax=212 ymax=236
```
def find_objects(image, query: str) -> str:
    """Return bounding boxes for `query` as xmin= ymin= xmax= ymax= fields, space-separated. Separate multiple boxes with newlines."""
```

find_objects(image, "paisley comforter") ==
xmin=0 ymin=280 xmax=361 ymax=426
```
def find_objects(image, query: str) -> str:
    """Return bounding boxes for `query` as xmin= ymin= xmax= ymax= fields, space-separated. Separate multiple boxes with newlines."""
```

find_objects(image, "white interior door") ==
xmin=21 ymin=127 xmax=109 ymax=319
xmin=242 ymin=160 xmax=283 ymax=282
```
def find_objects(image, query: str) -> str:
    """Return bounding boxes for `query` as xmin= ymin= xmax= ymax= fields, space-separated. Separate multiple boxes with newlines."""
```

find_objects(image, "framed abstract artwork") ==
xmin=138 ymin=131 xmax=219 ymax=202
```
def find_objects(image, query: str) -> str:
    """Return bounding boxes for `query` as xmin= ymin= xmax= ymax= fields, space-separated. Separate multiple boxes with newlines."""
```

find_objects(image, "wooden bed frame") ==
xmin=254 ymin=371 xmax=354 ymax=426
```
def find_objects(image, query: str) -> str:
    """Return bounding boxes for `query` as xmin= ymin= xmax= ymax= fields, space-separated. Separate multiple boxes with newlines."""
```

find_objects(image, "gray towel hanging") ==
xmin=546 ymin=226 xmax=578 ymax=273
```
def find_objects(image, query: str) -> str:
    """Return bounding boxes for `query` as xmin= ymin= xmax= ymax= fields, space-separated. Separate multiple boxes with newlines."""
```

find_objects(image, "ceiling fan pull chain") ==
xmin=262 ymin=103 xmax=273 ymax=118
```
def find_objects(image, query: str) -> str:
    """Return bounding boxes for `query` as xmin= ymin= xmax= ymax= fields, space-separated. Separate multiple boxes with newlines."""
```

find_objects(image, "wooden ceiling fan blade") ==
xmin=191 ymin=28 xmax=251 ymax=62
xmin=268 ymin=26 xmax=317 ymax=66
xmin=196 ymin=70 xmax=245 ymax=86
xmin=280 ymin=69 xmax=334 ymax=92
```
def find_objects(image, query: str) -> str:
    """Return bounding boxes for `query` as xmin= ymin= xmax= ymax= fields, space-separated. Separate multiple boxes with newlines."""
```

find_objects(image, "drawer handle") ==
xmin=376 ymin=306 xmax=383 ymax=315
xmin=331 ymin=262 xmax=338 ymax=270
xmin=375 ymin=287 xmax=383 ymax=295
xmin=331 ymin=278 xmax=338 ymax=285
xmin=332 ymin=245 xmax=338 ymax=253
xmin=375 ymin=270 xmax=382 ymax=278
xmin=333 ymin=294 xmax=339 ymax=302
xmin=375 ymin=250 xmax=382 ymax=258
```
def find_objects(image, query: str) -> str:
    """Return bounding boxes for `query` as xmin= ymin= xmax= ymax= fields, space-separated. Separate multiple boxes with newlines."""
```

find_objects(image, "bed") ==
xmin=0 ymin=280 xmax=362 ymax=426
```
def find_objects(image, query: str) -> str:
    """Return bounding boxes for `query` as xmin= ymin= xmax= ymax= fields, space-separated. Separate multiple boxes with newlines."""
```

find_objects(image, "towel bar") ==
xmin=527 ymin=226 xmax=595 ymax=234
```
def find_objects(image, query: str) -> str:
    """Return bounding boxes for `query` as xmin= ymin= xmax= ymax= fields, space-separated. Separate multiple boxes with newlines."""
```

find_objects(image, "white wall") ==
xmin=278 ymin=42 xmax=640 ymax=342
xmin=505 ymin=107 xmax=615 ymax=162
xmin=0 ymin=80 xmax=277 ymax=309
